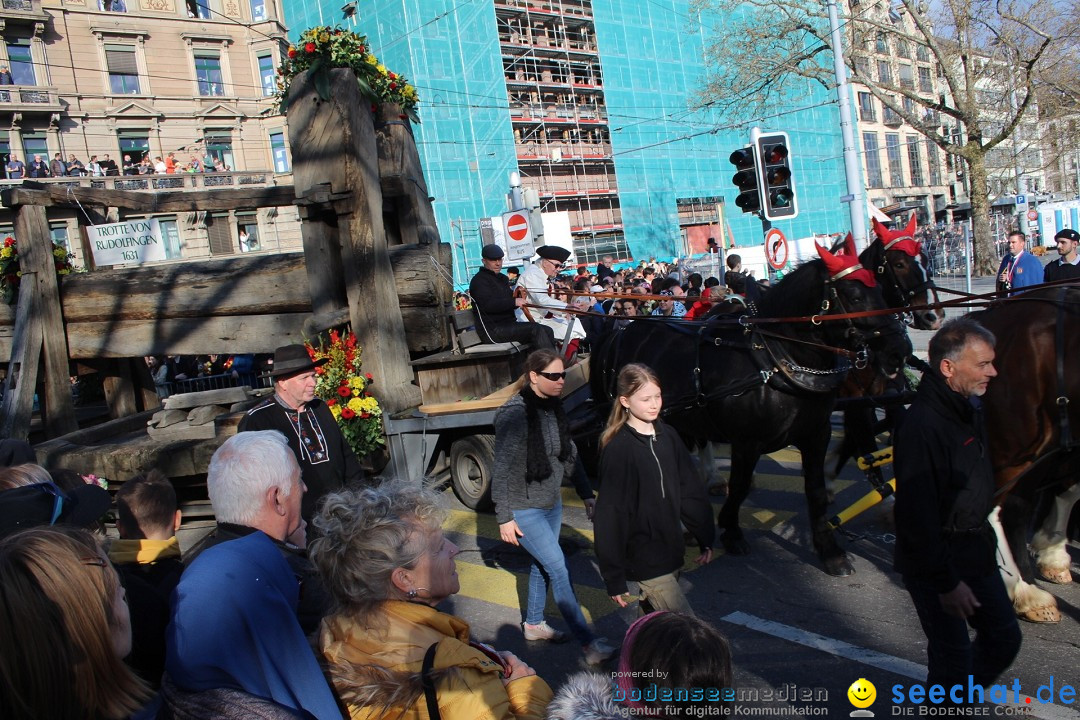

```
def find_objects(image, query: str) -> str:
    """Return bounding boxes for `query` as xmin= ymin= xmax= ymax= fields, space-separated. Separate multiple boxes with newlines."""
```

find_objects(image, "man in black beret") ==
xmin=469 ymin=244 xmax=555 ymax=350
xmin=1044 ymin=228 xmax=1080 ymax=283
xmin=238 ymin=344 xmax=364 ymax=522
xmin=518 ymin=245 xmax=587 ymax=345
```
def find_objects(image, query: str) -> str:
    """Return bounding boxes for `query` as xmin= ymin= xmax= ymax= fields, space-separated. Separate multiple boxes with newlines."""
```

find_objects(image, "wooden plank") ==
xmin=14 ymin=205 xmax=77 ymax=437
xmin=0 ymin=280 xmax=43 ymax=439
xmin=2 ymin=183 xmax=298 ymax=213
xmin=288 ymin=69 xmax=421 ymax=415
xmin=102 ymin=359 xmax=139 ymax=420
xmin=65 ymin=313 xmax=311 ymax=358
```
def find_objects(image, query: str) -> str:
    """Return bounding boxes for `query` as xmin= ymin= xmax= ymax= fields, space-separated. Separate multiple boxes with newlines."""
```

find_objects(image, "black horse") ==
xmin=829 ymin=221 xmax=944 ymax=481
xmin=591 ymin=237 xmax=912 ymax=576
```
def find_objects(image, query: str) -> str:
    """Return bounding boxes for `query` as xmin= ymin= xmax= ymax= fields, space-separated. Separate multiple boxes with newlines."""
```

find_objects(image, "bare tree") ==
xmin=694 ymin=0 xmax=1078 ymax=273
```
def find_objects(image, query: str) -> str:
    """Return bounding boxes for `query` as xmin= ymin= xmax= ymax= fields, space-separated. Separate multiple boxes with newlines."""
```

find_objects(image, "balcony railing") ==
xmin=509 ymin=103 xmax=607 ymax=123
xmin=882 ymin=109 xmax=903 ymax=127
xmin=0 ymin=171 xmax=283 ymax=205
xmin=0 ymin=0 xmax=48 ymax=20
xmin=0 ymin=85 xmax=63 ymax=112
xmin=516 ymin=141 xmax=612 ymax=160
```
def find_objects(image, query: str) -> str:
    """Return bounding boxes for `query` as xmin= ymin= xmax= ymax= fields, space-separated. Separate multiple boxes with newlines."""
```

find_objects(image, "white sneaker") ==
xmin=522 ymin=620 xmax=568 ymax=643
xmin=583 ymin=637 xmax=617 ymax=665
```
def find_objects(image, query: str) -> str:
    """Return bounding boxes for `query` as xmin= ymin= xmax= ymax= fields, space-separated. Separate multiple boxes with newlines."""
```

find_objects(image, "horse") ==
xmin=590 ymin=236 xmax=912 ymax=576
xmin=828 ymin=218 xmax=944 ymax=484
xmin=968 ymin=286 xmax=1080 ymax=623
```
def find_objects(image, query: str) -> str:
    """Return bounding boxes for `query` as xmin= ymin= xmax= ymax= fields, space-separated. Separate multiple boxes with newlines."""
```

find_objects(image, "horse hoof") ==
xmin=824 ymin=556 xmax=854 ymax=577
xmin=1037 ymin=565 xmax=1073 ymax=585
xmin=721 ymin=534 xmax=750 ymax=556
xmin=1019 ymin=606 xmax=1061 ymax=624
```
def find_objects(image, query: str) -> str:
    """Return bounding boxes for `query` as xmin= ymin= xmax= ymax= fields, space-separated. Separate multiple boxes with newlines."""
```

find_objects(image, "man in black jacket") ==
xmin=894 ymin=318 xmax=1021 ymax=699
xmin=1044 ymin=228 xmax=1080 ymax=283
xmin=469 ymin=243 xmax=555 ymax=350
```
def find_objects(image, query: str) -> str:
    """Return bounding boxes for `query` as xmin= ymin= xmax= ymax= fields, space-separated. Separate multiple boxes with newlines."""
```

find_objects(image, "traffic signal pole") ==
xmin=825 ymin=0 xmax=869 ymax=251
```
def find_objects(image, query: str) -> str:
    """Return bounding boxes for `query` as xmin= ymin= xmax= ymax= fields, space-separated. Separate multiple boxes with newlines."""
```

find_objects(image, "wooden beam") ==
xmin=14 ymin=204 xmax=77 ymax=438
xmin=0 ymin=280 xmax=43 ymax=440
xmin=1 ymin=183 xmax=298 ymax=213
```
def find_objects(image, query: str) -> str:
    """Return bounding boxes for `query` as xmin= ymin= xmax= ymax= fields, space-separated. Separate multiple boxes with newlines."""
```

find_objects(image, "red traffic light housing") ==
xmin=754 ymin=132 xmax=798 ymax=221
xmin=729 ymin=146 xmax=761 ymax=215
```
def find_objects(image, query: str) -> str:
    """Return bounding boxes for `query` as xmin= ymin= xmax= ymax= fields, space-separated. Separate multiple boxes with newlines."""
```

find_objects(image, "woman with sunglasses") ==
xmin=492 ymin=349 xmax=615 ymax=665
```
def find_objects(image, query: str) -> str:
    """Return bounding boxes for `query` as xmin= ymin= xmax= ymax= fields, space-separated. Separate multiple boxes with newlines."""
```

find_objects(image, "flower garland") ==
xmin=276 ymin=26 xmax=420 ymax=123
xmin=0 ymin=236 xmax=75 ymax=304
xmin=306 ymin=329 xmax=385 ymax=459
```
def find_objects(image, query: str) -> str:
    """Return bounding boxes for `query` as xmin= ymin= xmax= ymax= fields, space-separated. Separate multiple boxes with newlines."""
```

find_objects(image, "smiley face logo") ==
xmin=847 ymin=678 xmax=876 ymax=709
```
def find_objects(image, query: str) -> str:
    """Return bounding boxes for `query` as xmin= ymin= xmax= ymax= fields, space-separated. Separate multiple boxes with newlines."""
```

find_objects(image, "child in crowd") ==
xmin=594 ymin=363 xmax=714 ymax=614
xmin=547 ymin=611 xmax=733 ymax=719
xmin=109 ymin=469 xmax=184 ymax=687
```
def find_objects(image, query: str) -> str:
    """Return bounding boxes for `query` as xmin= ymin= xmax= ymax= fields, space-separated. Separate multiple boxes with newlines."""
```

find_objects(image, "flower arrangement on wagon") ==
xmin=0 ymin=236 xmax=75 ymax=304
xmin=276 ymin=26 xmax=420 ymax=123
xmin=305 ymin=329 xmax=385 ymax=459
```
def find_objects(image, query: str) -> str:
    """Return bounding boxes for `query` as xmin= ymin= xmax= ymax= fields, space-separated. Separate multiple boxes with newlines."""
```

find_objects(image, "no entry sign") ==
xmin=505 ymin=212 xmax=530 ymax=242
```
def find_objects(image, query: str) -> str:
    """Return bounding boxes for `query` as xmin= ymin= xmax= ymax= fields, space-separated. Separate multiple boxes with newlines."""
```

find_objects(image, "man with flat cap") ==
xmin=469 ymin=243 xmax=556 ymax=350
xmin=1044 ymin=228 xmax=1080 ymax=283
xmin=518 ymin=245 xmax=588 ymax=345
xmin=238 ymin=344 xmax=364 ymax=522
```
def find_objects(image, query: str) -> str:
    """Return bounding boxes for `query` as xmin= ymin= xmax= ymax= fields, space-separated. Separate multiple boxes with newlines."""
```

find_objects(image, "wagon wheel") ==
xmin=450 ymin=434 xmax=496 ymax=511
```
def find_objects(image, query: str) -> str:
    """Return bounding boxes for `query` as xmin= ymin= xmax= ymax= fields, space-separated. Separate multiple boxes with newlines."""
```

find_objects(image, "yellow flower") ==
xmin=318 ymin=32 xmax=330 ymax=43
xmin=377 ymin=63 xmax=388 ymax=75
xmin=0 ymin=247 xmax=11 ymax=259
xmin=330 ymin=404 xmax=342 ymax=420
xmin=347 ymin=397 xmax=364 ymax=413
xmin=349 ymin=376 xmax=364 ymax=390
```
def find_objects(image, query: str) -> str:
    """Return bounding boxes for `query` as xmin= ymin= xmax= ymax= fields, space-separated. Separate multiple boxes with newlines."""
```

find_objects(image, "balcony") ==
xmin=494 ymin=0 xmax=593 ymax=21
xmin=516 ymin=141 xmax=612 ymax=161
xmin=0 ymin=85 xmax=63 ymax=113
xmin=509 ymin=103 xmax=607 ymax=124
xmin=0 ymin=0 xmax=49 ymax=24
xmin=0 ymin=171 xmax=281 ymax=204
xmin=882 ymin=109 xmax=903 ymax=127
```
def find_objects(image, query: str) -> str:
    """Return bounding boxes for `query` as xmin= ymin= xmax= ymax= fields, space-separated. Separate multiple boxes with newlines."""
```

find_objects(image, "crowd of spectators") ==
xmin=3 ymin=150 xmax=232 ymax=180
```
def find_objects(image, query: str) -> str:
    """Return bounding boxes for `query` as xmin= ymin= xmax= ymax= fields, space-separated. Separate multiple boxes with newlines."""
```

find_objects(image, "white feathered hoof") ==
xmin=1036 ymin=563 xmax=1073 ymax=585
xmin=1013 ymin=581 xmax=1061 ymax=624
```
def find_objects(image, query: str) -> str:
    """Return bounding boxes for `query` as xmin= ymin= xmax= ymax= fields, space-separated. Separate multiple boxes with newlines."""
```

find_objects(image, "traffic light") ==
xmin=755 ymin=132 xmax=798 ymax=221
xmin=729 ymin=146 xmax=761 ymax=215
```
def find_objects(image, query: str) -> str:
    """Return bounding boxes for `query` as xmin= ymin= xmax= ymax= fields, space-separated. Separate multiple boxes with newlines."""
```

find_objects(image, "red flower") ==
xmin=337 ymin=385 xmax=352 ymax=398
xmin=326 ymin=398 xmax=337 ymax=407
xmin=287 ymin=48 xmax=297 ymax=58
xmin=346 ymin=334 xmax=357 ymax=349
xmin=3 ymin=237 xmax=14 ymax=247
xmin=341 ymin=407 xmax=356 ymax=419
xmin=360 ymin=412 xmax=370 ymax=419
xmin=388 ymin=72 xmax=396 ymax=80
xmin=358 ymin=44 xmax=365 ymax=52
xmin=365 ymin=373 xmax=373 ymax=380
xmin=305 ymin=42 xmax=316 ymax=53
xmin=315 ymin=366 xmax=325 ymax=375
xmin=330 ymin=329 xmax=340 ymax=345
xmin=389 ymin=82 xmax=397 ymax=90
xmin=371 ymin=103 xmax=378 ymax=112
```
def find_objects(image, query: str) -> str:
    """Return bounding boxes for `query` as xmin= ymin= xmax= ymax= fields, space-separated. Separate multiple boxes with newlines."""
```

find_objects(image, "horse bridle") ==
xmin=873 ymin=236 xmax=936 ymax=321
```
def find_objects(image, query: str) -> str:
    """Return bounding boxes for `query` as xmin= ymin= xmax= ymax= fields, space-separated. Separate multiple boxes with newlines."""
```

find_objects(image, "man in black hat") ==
xmin=469 ymin=244 xmax=556 ymax=350
xmin=518 ymin=245 xmax=587 ymax=344
xmin=238 ymin=344 xmax=364 ymax=522
xmin=1044 ymin=228 xmax=1080 ymax=283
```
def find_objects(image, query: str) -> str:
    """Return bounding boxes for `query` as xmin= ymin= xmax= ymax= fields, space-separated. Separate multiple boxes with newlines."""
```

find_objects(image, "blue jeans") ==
xmin=903 ymin=572 xmax=1021 ymax=696
xmin=513 ymin=499 xmax=595 ymax=646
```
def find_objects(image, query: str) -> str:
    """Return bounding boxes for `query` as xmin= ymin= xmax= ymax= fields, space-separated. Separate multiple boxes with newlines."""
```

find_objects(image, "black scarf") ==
xmin=520 ymin=384 xmax=571 ymax=484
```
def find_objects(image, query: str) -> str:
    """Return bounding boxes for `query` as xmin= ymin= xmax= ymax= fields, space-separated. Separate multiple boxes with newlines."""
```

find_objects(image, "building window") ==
xmin=237 ymin=216 xmax=260 ymax=252
xmin=926 ymin=138 xmax=942 ymax=186
xmin=249 ymin=0 xmax=266 ymax=21
xmin=186 ymin=0 xmax=211 ymax=19
xmin=22 ymin=134 xmax=47 ymax=163
xmin=854 ymin=56 xmax=870 ymax=78
xmin=269 ymin=131 xmax=289 ymax=173
xmin=916 ymin=44 xmax=930 ymax=62
xmin=907 ymin=135 xmax=924 ymax=186
xmin=50 ymin=225 xmax=69 ymax=252
xmin=918 ymin=66 xmax=933 ymax=94
xmin=257 ymin=53 xmax=275 ymax=96
xmin=157 ymin=218 xmax=183 ymax=259
xmin=898 ymin=64 xmax=914 ymax=90
xmin=6 ymin=40 xmax=35 ymax=85
xmin=896 ymin=39 xmax=910 ymax=59
xmin=902 ymin=96 xmax=915 ymax=115
xmin=875 ymin=32 xmax=888 ymax=53
xmin=99 ymin=0 xmax=128 ymax=11
xmin=118 ymin=132 xmax=150 ymax=165
xmin=194 ymin=51 xmax=224 ymax=96
xmin=886 ymin=133 xmax=905 ymax=187
xmin=106 ymin=45 xmax=140 ymax=94
xmin=863 ymin=133 xmax=883 ymax=189
xmin=205 ymin=133 xmax=234 ymax=170
xmin=877 ymin=60 xmax=891 ymax=85
xmin=858 ymin=92 xmax=875 ymax=122
xmin=207 ymin=215 xmax=235 ymax=255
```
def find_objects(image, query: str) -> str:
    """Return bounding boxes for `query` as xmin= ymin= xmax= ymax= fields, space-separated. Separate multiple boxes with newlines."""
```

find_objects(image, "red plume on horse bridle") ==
xmin=872 ymin=216 xmax=921 ymax=257
xmin=815 ymin=234 xmax=876 ymax=287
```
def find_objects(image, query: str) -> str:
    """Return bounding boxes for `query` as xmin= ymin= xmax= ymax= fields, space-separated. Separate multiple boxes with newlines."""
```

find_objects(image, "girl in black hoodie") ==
xmin=594 ymin=363 xmax=715 ymax=614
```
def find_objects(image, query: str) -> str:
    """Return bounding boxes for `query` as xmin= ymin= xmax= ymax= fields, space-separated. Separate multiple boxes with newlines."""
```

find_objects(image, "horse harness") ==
xmin=874 ymin=236 xmax=936 ymax=323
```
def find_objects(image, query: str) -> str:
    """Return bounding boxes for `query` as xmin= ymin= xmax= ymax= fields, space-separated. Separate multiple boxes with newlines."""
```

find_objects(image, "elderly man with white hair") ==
xmin=182 ymin=430 xmax=330 ymax=634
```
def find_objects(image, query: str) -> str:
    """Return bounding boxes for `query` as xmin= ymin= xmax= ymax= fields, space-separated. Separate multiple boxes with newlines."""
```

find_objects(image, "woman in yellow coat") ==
xmin=310 ymin=485 xmax=552 ymax=720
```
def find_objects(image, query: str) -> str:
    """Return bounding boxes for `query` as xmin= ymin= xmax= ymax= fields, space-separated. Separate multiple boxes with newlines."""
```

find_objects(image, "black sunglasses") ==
xmin=536 ymin=370 xmax=567 ymax=381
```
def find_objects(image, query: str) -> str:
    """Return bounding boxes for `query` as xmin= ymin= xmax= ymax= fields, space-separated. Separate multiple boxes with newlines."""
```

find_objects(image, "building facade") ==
xmin=0 ymin=0 xmax=301 ymax=263
xmin=282 ymin=0 xmax=853 ymax=281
